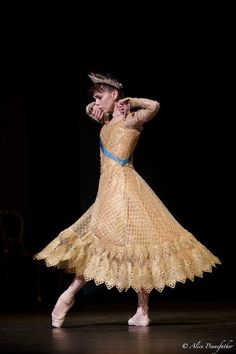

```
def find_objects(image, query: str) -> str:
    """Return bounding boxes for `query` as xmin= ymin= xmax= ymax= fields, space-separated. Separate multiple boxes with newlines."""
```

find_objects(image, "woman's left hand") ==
xmin=116 ymin=98 xmax=130 ymax=117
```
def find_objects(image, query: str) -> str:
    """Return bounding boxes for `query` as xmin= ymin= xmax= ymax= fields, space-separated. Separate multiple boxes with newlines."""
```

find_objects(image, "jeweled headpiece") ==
xmin=88 ymin=72 xmax=123 ymax=89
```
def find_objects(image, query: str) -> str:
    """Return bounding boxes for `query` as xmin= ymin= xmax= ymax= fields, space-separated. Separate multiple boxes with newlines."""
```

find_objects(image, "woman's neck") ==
xmin=112 ymin=102 xmax=123 ymax=118
xmin=112 ymin=110 xmax=123 ymax=118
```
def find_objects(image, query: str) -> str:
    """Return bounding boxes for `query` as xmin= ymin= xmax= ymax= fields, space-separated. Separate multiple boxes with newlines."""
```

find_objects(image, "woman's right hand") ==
xmin=91 ymin=105 xmax=105 ymax=123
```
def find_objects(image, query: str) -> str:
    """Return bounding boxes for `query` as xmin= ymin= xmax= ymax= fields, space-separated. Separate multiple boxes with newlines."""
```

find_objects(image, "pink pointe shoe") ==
xmin=128 ymin=307 xmax=151 ymax=327
xmin=51 ymin=293 xmax=75 ymax=328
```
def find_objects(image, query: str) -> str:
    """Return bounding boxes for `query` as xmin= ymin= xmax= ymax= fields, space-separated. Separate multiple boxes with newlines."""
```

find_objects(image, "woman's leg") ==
xmin=128 ymin=287 xmax=151 ymax=326
xmin=137 ymin=287 xmax=150 ymax=315
xmin=52 ymin=274 xmax=86 ymax=327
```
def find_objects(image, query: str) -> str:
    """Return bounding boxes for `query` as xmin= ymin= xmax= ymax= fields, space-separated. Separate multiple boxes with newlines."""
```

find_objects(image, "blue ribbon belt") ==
xmin=99 ymin=139 xmax=132 ymax=166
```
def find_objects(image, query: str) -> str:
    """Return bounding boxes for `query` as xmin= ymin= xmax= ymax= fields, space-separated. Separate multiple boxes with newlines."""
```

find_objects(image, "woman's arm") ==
xmin=119 ymin=97 xmax=160 ymax=128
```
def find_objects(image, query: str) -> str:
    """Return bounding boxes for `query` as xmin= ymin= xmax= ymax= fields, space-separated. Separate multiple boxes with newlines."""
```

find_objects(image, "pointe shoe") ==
xmin=128 ymin=315 xmax=150 ymax=326
xmin=128 ymin=308 xmax=150 ymax=327
xmin=51 ymin=294 xmax=75 ymax=328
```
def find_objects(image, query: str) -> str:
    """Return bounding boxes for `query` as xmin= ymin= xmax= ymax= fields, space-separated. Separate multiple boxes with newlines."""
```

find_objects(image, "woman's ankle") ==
xmin=66 ymin=275 xmax=86 ymax=297
xmin=136 ymin=305 xmax=149 ymax=316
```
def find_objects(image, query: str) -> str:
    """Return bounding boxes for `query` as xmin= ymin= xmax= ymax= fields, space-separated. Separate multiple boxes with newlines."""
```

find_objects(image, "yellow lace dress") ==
xmin=33 ymin=112 xmax=221 ymax=293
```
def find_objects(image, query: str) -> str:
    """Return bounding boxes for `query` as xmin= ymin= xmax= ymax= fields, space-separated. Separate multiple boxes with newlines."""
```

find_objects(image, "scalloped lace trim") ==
xmin=33 ymin=229 xmax=222 ymax=293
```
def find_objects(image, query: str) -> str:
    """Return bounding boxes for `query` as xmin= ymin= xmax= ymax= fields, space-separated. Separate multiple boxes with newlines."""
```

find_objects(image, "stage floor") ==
xmin=0 ymin=302 xmax=235 ymax=354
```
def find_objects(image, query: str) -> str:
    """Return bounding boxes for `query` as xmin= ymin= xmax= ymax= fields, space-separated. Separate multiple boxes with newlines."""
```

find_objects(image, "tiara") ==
xmin=88 ymin=72 xmax=123 ymax=89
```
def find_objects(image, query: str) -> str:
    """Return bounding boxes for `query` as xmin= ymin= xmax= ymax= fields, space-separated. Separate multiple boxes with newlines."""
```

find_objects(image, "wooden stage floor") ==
xmin=0 ymin=301 xmax=235 ymax=354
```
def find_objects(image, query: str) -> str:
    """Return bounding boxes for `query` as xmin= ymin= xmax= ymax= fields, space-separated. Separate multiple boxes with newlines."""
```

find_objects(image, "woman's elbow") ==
xmin=152 ymin=100 xmax=160 ymax=114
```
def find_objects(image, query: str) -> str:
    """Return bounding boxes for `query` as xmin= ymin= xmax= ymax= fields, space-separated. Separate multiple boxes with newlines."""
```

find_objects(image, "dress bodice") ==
xmin=99 ymin=120 xmax=142 ymax=173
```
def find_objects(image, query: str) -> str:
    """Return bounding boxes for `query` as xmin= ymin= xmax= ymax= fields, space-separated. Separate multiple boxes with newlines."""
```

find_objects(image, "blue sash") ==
xmin=99 ymin=139 xmax=132 ymax=166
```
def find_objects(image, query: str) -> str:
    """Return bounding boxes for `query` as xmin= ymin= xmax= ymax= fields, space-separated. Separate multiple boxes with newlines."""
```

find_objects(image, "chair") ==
xmin=0 ymin=208 xmax=42 ymax=310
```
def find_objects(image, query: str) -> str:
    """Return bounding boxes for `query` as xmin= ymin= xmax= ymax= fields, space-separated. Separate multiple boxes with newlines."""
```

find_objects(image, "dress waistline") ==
xmin=99 ymin=139 xmax=132 ymax=166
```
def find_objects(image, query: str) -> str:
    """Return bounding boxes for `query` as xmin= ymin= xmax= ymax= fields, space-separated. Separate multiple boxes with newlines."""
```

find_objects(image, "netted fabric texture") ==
xmin=34 ymin=119 xmax=222 ymax=293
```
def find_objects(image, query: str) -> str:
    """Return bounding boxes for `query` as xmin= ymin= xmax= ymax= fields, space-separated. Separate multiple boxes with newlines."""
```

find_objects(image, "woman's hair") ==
xmin=88 ymin=73 xmax=124 ymax=99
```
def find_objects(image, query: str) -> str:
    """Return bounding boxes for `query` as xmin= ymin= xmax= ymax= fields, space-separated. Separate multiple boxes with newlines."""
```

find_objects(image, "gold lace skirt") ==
xmin=33 ymin=166 xmax=222 ymax=293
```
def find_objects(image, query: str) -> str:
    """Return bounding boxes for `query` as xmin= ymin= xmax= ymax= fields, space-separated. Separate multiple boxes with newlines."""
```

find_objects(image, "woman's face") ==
xmin=93 ymin=89 xmax=118 ymax=113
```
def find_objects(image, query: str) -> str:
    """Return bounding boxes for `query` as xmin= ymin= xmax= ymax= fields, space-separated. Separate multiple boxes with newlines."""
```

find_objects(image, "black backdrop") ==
xmin=0 ymin=7 xmax=234 ymax=309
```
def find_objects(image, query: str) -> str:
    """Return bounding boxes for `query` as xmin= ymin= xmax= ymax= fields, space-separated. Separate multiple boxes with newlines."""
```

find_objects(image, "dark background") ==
xmin=0 ymin=5 xmax=234 ymax=311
